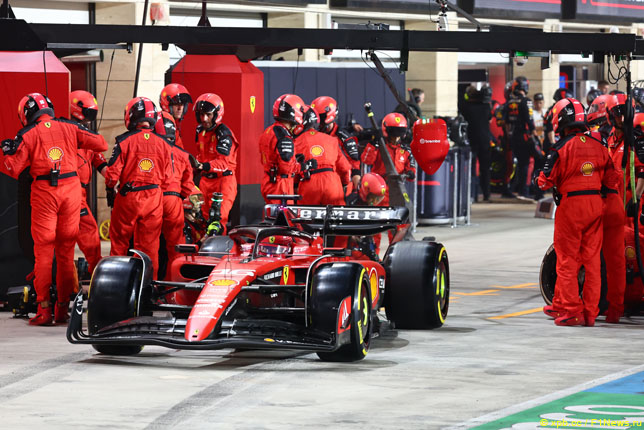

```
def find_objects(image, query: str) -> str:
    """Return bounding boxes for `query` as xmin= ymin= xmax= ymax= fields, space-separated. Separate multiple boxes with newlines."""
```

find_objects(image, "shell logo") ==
xmin=208 ymin=279 xmax=237 ymax=288
xmin=626 ymin=246 xmax=636 ymax=260
xmin=310 ymin=145 xmax=324 ymax=157
xmin=138 ymin=158 xmax=154 ymax=172
xmin=363 ymin=181 xmax=368 ymax=187
xmin=47 ymin=147 xmax=64 ymax=162
xmin=395 ymin=116 xmax=401 ymax=123
xmin=580 ymin=161 xmax=594 ymax=176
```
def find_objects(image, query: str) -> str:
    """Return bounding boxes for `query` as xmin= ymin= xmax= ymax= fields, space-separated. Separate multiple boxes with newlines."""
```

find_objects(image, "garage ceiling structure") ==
xmin=0 ymin=18 xmax=640 ymax=60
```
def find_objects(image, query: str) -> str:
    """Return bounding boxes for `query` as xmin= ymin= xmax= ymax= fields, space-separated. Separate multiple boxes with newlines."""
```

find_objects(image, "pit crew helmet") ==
xmin=553 ymin=88 xmax=574 ymax=102
xmin=159 ymin=83 xmax=192 ymax=118
xmin=18 ymin=92 xmax=54 ymax=126
xmin=551 ymin=98 xmax=586 ymax=135
xmin=606 ymin=93 xmax=634 ymax=127
xmin=512 ymin=76 xmax=529 ymax=95
xmin=154 ymin=111 xmax=177 ymax=144
xmin=586 ymin=89 xmax=602 ymax=106
xmin=359 ymin=173 xmax=387 ymax=205
xmin=311 ymin=96 xmax=338 ymax=127
xmin=194 ymin=93 xmax=224 ymax=130
xmin=273 ymin=94 xmax=305 ymax=126
xmin=70 ymin=90 xmax=98 ymax=123
xmin=256 ymin=235 xmax=293 ymax=257
xmin=587 ymin=94 xmax=612 ymax=127
xmin=124 ymin=96 xmax=157 ymax=130
xmin=294 ymin=105 xmax=319 ymax=135
xmin=382 ymin=112 xmax=408 ymax=139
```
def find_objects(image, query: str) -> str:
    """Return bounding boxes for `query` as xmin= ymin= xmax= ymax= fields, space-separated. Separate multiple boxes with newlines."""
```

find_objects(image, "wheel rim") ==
xmin=357 ymin=274 xmax=371 ymax=350
xmin=436 ymin=247 xmax=449 ymax=322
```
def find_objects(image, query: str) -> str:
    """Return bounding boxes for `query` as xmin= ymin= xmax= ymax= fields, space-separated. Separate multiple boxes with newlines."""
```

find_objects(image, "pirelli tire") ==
xmin=539 ymin=244 xmax=608 ymax=311
xmin=87 ymin=256 xmax=148 ymax=356
xmin=309 ymin=263 xmax=373 ymax=362
xmin=383 ymin=241 xmax=449 ymax=329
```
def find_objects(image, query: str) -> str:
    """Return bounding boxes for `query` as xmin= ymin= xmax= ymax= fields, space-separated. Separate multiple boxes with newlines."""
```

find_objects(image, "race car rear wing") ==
xmin=264 ymin=204 xmax=410 ymax=236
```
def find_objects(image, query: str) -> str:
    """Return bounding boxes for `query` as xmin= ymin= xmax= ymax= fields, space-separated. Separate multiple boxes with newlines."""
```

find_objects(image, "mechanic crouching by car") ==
xmin=104 ymin=97 xmax=172 ymax=279
xmin=259 ymin=94 xmax=305 ymax=204
xmin=69 ymin=90 xmax=108 ymax=275
xmin=155 ymin=111 xmax=195 ymax=277
xmin=295 ymin=106 xmax=352 ymax=205
xmin=0 ymin=92 xmax=107 ymax=325
xmin=193 ymin=93 xmax=238 ymax=235
xmin=536 ymin=97 xmax=619 ymax=327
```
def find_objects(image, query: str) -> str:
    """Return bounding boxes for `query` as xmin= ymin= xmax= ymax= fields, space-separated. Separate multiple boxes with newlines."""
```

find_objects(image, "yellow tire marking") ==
xmin=488 ymin=307 xmax=543 ymax=320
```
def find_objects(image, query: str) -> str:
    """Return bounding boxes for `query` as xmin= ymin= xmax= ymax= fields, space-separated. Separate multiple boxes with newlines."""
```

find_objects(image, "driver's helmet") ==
xmin=256 ymin=235 xmax=293 ymax=257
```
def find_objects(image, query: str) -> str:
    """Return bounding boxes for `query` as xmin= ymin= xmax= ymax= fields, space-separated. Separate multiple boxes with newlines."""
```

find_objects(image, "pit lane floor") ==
xmin=2 ymin=201 xmax=644 ymax=430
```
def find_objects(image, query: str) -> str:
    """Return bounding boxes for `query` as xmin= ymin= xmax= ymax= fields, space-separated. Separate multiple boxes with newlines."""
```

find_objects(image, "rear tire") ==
xmin=539 ymin=244 xmax=608 ymax=313
xmin=384 ymin=241 xmax=449 ymax=329
xmin=88 ymin=257 xmax=146 ymax=356
xmin=310 ymin=263 xmax=373 ymax=362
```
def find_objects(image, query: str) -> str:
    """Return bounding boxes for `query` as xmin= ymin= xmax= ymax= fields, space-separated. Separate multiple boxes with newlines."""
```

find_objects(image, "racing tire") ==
xmin=539 ymin=244 xmax=608 ymax=312
xmin=310 ymin=263 xmax=373 ymax=362
xmin=199 ymin=235 xmax=234 ymax=255
xmin=87 ymin=256 xmax=147 ymax=356
xmin=383 ymin=241 xmax=449 ymax=329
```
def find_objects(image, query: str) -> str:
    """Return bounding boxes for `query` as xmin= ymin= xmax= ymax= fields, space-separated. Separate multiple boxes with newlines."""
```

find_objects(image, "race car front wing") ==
xmin=66 ymin=293 xmax=340 ymax=352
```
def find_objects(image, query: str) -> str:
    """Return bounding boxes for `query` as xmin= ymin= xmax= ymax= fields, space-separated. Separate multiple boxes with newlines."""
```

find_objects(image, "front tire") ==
xmin=310 ymin=263 xmax=373 ymax=362
xmin=88 ymin=256 xmax=147 ymax=355
xmin=384 ymin=241 xmax=449 ymax=329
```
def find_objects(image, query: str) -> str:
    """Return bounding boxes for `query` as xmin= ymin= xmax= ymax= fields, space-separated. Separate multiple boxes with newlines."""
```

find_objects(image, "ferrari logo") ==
xmin=47 ymin=147 xmax=63 ymax=162
xmin=310 ymin=145 xmax=324 ymax=157
xmin=626 ymin=246 xmax=636 ymax=260
xmin=269 ymin=236 xmax=275 ymax=243
xmin=580 ymin=136 xmax=586 ymax=143
xmin=580 ymin=161 xmax=594 ymax=176
xmin=44 ymin=122 xmax=51 ymax=128
xmin=144 ymin=133 xmax=150 ymax=140
xmin=395 ymin=116 xmax=401 ymax=123
xmin=138 ymin=158 xmax=154 ymax=172
xmin=282 ymin=266 xmax=290 ymax=285
xmin=250 ymin=96 xmax=256 ymax=114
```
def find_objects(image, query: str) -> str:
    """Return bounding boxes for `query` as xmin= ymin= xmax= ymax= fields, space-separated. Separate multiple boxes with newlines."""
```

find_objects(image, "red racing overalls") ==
xmin=0 ymin=114 xmax=107 ymax=305
xmin=538 ymin=132 xmax=619 ymax=322
xmin=77 ymin=148 xmax=107 ymax=273
xmin=104 ymin=128 xmax=172 ymax=277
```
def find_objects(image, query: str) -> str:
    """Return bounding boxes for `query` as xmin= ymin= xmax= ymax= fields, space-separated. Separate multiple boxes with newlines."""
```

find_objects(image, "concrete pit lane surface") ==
xmin=2 ymin=202 xmax=644 ymax=430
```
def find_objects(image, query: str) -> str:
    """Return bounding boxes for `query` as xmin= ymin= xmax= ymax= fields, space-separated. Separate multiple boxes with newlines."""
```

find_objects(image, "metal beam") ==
xmin=0 ymin=20 xmax=637 ymax=60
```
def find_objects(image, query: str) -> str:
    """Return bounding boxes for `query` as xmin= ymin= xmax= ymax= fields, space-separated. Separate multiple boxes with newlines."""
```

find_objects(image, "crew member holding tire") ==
xmin=0 ymin=93 xmax=108 ymax=325
xmin=537 ymin=97 xmax=619 ymax=327
xmin=311 ymin=96 xmax=361 ymax=189
xmin=104 ymin=97 xmax=172 ymax=278
xmin=155 ymin=111 xmax=195 ymax=274
xmin=159 ymin=83 xmax=192 ymax=149
xmin=192 ymin=93 xmax=238 ymax=234
xmin=69 ymin=90 xmax=108 ymax=275
xmin=295 ymin=106 xmax=352 ymax=205
xmin=259 ymin=94 xmax=305 ymax=204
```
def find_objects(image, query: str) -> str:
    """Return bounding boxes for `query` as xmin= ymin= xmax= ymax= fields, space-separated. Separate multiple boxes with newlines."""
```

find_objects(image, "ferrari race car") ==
xmin=67 ymin=199 xmax=450 ymax=362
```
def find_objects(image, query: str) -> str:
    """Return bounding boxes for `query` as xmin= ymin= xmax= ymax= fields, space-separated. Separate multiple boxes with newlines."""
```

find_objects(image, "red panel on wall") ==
xmin=170 ymin=55 xmax=264 ymax=186
xmin=488 ymin=64 xmax=506 ymax=140
xmin=0 ymin=51 xmax=70 ymax=140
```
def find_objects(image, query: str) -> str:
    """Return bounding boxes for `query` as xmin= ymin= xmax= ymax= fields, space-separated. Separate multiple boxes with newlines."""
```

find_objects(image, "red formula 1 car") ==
xmin=67 ymin=198 xmax=449 ymax=362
